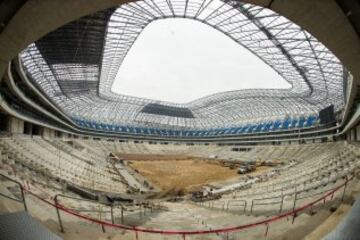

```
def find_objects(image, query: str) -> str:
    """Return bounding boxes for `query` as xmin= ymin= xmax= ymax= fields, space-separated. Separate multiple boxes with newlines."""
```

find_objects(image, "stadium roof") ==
xmin=19 ymin=0 xmax=347 ymax=130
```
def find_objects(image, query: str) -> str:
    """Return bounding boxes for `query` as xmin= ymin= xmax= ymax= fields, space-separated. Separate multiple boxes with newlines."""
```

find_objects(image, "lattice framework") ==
xmin=20 ymin=0 xmax=346 ymax=130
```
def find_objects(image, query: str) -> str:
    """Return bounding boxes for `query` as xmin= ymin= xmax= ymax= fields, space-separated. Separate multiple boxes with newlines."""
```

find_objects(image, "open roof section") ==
xmin=111 ymin=18 xmax=291 ymax=103
xmin=100 ymin=0 xmax=343 ymax=104
xmin=20 ymin=0 xmax=347 ymax=130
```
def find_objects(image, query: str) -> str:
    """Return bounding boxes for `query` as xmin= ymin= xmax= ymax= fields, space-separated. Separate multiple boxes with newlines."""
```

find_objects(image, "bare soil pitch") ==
xmin=127 ymin=159 xmax=239 ymax=193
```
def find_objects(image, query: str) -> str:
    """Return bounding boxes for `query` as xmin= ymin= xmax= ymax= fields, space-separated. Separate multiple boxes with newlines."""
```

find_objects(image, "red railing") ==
xmin=17 ymin=175 xmax=352 ymax=239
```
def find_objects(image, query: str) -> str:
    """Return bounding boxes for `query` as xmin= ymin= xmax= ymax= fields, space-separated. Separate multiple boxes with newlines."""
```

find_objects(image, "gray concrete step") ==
xmin=324 ymin=196 xmax=360 ymax=240
xmin=0 ymin=211 xmax=62 ymax=240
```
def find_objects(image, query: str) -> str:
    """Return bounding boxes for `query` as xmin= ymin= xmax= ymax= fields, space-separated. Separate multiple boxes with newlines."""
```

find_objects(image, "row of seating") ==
xmin=72 ymin=115 xmax=319 ymax=137
xmin=0 ymin=137 xmax=358 ymax=219
xmin=0 ymin=138 xmax=127 ymax=194
xmin=202 ymin=142 xmax=359 ymax=214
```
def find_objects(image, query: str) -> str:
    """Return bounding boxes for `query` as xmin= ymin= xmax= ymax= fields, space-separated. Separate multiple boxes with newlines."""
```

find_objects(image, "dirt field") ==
xmin=127 ymin=159 xmax=239 ymax=192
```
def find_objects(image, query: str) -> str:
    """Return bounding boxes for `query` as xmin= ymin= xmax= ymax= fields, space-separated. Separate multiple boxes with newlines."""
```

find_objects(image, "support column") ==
xmin=42 ymin=128 xmax=56 ymax=138
xmin=7 ymin=117 xmax=24 ymax=134
xmin=355 ymin=125 xmax=360 ymax=141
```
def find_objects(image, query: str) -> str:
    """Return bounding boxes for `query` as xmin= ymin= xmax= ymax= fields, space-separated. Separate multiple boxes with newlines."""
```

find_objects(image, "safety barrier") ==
xmin=198 ymin=178 xmax=344 ymax=215
xmin=53 ymin=193 xmax=164 ymax=233
xmin=250 ymin=195 xmax=284 ymax=214
xmin=0 ymin=173 xmax=27 ymax=211
xmin=227 ymin=199 xmax=247 ymax=213
xmin=0 ymin=174 xmax=353 ymax=239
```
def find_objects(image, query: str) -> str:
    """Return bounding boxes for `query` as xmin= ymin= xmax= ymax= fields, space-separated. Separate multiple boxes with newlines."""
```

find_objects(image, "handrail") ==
xmin=232 ymin=174 xmax=342 ymax=200
xmin=226 ymin=199 xmax=247 ymax=213
xmin=250 ymin=196 xmax=283 ymax=214
xmin=55 ymin=194 xmax=102 ymax=204
xmin=27 ymin=175 xmax=353 ymax=238
xmin=0 ymin=173 xmax=27 ymax=211
xmin=29 ymin=176 xmax=352 ymax=235
xmin=53 ymin=192 xmax=158 ymax=232
xmin=296 ymin=185 xmax=338 ymax=201
xmin=0 ymin=173 xmax=354 ymax=238
xmin=54 ymin=193 xmax=124 ymax=232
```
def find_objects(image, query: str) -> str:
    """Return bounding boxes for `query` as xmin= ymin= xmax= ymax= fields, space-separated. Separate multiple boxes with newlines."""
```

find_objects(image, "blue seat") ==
xmin=282 ymin=119 xmax=291 ymax=129
xmin=273 ymin=121 xmax=281 ymax=130
xmin=298 ymin=117 xmax=305 ymax=128
xmin=75 ymin=116 xmax=324 ymax=136
xmin=241 ymin=125 xmax=249 ymax=133
xmin=305 ymin=115 xmax=317 ymax=127
xmin=247 ymin=124 xmax=256 ymax=133
xmin=290 ymin=119 xmax=298 ymax=129
xmin=255 ymin=123 xmax=263 ymax=132
xmin=263 ymin=122 xmax=272 ymax=131
xmin=235 ymin=127 xmax=243 ymax=133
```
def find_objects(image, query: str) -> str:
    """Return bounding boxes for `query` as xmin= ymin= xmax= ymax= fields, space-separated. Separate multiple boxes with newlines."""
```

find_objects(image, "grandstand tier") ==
xmin=0 ymin=137 xmax=360 ymax=239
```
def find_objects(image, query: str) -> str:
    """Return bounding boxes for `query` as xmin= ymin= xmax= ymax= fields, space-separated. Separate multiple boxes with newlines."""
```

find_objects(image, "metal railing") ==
xmin=0 ymin=173 xmax=27 ymax=211
xmin=0 ymin=172 xmax=354 ymax=239
xmin=227 ymin=200 xmax=247 ymax=213
xmin=250 ymin=196 xmax=284 ymax=214
xmin=53 ymin=193 xmax=163 ymax=233
xmin=54 ymin=194 xmax=123 ymax=233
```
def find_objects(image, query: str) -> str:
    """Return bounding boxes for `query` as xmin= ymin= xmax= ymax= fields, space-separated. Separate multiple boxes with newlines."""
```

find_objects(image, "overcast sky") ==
xmin=112 ymin=18 xmax=291 ymax=104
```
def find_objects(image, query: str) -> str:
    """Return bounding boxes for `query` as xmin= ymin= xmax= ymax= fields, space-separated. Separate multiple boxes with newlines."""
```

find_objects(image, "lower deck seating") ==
xmin=0 ymin=136 xmax=358 ymax=216
xmin=206 ymin=142 xmax=359 ymax=213
xmin=0 ymin=137 xmax=127 ymax=194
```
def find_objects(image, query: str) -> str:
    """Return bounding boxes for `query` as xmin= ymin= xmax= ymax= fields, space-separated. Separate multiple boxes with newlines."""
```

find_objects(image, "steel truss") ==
xmin=20 ymin=0 xmax=346 ymax=130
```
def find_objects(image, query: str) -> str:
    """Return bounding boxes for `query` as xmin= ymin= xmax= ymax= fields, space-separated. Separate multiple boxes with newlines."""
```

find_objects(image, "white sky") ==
xmin=112 ymin=18 xmax=291 ymax=104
